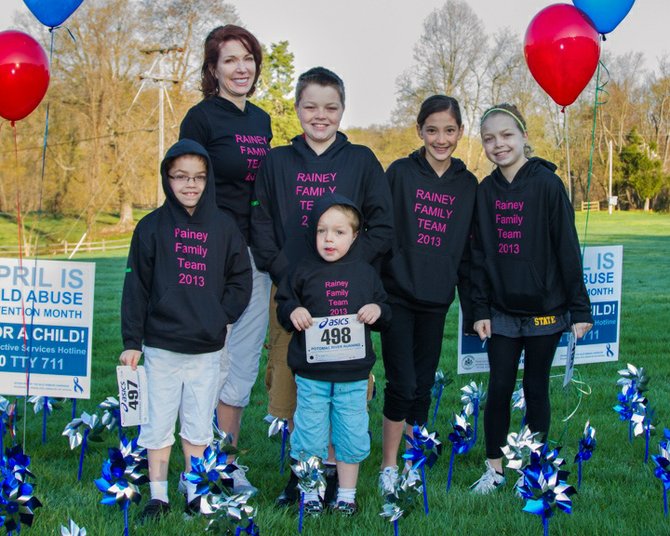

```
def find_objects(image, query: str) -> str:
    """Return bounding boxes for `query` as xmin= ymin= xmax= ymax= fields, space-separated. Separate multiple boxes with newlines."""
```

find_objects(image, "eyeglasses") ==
xmin=168 ymin=174 xmax=207 ymax=184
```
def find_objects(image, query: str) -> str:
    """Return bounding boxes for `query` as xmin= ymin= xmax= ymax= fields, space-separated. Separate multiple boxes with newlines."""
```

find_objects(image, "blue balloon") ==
xmin=23 ymin=0 xmax=84 ymax=28
xmin=573 ymin=0 xmax=635 ymax=34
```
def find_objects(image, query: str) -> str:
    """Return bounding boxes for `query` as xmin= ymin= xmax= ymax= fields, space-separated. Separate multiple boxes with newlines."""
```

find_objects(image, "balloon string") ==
xmin=581 ymin=60 xmax=609 ymax=253
xmin=12 ymin=124 xmax=31 ymax=447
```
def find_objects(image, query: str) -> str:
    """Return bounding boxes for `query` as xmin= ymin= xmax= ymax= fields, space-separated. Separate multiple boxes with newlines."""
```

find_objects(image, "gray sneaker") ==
xmin=470 ymin=461 xmax=505 ymax=494
xmin=378 ymin=465 xmax=399 ymax=497
xmin=231 ymin=463 xmax=258 ymax=496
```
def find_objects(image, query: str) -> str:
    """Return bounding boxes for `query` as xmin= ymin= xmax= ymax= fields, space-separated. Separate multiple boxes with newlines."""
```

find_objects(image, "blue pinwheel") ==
xmin=517 ymin=465 xmax=576 ymax=536
xmin=292 ymin=456 xmax=325 ymax=533
xmin=613 ymin=384 xmax=647 ymax=442
xmin=184 ymin=446 xmax=236 ymax=501
xmin=99 ymin=397 xmax=123 ymax=441
xmin=446 ymin=412 xmax=473 ymax=491
xmin=402 ymin=425 xmax=441 ymax=515
xmin=460 ymin=381 xmax=486 ymax=444
xmin=268 ymin=417 xmax=289 ymax=474
xmin=201 ymin=492 xmax=259 ymax=535
xmin=574 ymin=421 xmax=596 ymax=488
xmin=652 ymin=445 xmax=670 ymax=516
xmin=430 ymin=370 xmax=452 ymax=425
xmin=94 ymin=439 xmax=148 ymax=536
xmin=617 ymin=363 xmax=649 ymax=393
xmin=379 ymin=470 xmax=421 ymax=536
xmin=60 ymin=519 xmax=87 ymax=535
xmin=0 ymin=476 xmax=42 ymax=534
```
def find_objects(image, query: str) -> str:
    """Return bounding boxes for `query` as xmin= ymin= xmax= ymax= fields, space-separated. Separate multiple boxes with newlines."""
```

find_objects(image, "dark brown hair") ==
xmin=200 ymin=25 xmax=262 ymax=98
xmin=417 ymin=95 xmax=462 ymax=128
xmin=295 ymin=67 xmax=345 ymax=106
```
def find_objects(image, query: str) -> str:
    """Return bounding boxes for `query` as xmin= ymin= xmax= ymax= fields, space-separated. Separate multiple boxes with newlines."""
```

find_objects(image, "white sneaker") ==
xmin=231 ymin=463 xmax=258 ymax=496
xmin=378 ymin=465 xmax=399 ymax=496
xmin=469 ymin=460 xmax=505 ymax=494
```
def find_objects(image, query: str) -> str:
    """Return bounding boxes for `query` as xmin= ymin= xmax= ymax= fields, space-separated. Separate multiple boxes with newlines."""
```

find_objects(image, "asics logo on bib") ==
xmin=319 ymin=317 xmax=349 ymax=329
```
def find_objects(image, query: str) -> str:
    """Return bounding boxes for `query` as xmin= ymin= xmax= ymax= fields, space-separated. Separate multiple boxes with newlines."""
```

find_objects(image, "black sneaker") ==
xmin=275 ymin=470 xmax=299 ymax=507
xmin=184 ymin=496 xmax=201 ymax=516
xmin=139 ymin=499 xmax=170 ymax=522
xmin=323 ymin=465 xmax=338 ymax=509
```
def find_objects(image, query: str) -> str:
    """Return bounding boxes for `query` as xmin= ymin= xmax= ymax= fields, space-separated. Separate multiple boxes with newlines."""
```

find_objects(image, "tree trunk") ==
xmin=118 ymin=199 xmax=134 ymax=228
xmin=644 ymin=197 xmax=651 ymax=211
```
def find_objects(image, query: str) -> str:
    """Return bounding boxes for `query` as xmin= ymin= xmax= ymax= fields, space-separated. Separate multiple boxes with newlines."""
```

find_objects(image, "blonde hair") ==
xmin=480 ymin=103 xmax=532 ymax=157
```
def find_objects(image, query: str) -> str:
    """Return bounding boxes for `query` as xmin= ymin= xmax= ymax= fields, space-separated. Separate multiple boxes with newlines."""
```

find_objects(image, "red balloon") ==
xmin=524 ymin=4 xmax=600 ymax=107
xmin=0 ymin=30 xmax=50 ymax=123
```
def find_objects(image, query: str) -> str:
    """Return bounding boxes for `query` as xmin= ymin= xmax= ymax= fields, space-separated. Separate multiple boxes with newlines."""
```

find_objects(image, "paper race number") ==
xmin=305 ymin=314 xmax=366 ymax=363
xmin=116 ymin=365 xmax=149 ymax=427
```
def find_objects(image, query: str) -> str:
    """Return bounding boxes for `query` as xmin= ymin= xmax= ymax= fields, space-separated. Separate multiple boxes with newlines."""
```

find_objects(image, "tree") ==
xmin=254 ymin=41 xmax=301 ymax=146
xmin=394 ymin=0 xmax=531 ymax=176
xmin=619 ymin=128 xmax=666 ymax=211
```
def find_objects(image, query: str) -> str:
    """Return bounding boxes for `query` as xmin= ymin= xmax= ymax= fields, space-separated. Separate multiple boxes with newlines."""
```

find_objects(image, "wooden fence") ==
xmin=0 ymin=238 xmax=130 ymax=258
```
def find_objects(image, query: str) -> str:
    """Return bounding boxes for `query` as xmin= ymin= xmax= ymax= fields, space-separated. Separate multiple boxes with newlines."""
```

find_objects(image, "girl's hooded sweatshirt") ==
xmin=470 ymin=157 xmax=593 ymax=324
xmin=121 ymin=138 xmax=252 ymax=354
xmin=382 ymin=150 xmax=477 ymax=321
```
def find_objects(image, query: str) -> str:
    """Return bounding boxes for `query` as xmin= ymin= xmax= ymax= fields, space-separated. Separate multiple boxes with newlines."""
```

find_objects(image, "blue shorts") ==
xmin=290 ymin=375 xmax=370 ymax=464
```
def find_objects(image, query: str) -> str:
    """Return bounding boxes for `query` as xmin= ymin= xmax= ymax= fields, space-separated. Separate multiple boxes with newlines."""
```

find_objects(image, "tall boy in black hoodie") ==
xmin=275 ymin=195 xmax=391 ymax=515
xmin=119 ymin=139 xmax=252 ymax=520
xmin=251 ymin=67 xmax=393 ymax=504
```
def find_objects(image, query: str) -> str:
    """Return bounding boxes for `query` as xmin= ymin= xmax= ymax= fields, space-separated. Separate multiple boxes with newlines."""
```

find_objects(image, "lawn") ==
xmin=3 ymin=210 xmax=670 ymax=535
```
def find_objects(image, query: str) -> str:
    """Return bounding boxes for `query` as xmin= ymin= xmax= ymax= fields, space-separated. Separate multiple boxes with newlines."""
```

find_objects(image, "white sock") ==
xmin=336 ymin=487 xmax=356 ymax=503
xmin=181 ymin=474 xmax=198 ymax=502
xmin=150 ymin=481 xmax=169 ymax=503
xmin=303 ymin=490 xmax=320 ymax=503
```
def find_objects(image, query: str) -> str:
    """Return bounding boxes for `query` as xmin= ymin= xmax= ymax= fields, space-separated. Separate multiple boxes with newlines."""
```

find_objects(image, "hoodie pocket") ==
xmin=149 ymin=286 xmax=227 ymax=345
xmin=486 ymin=257 xmax=546 ymax=312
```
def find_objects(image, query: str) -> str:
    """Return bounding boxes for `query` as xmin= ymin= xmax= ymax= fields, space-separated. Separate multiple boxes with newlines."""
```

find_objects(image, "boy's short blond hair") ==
xmin=325 ymin=204 xmax=360 ymax=234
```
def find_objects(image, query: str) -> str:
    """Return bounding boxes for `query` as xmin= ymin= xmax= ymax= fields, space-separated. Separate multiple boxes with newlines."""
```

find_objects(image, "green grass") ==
xmin=6 ymin=211 xmax=670 ymax=535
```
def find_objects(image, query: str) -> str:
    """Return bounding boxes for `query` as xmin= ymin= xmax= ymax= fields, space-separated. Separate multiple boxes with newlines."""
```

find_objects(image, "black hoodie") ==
xmin=251 ymin=132 xmax=393 ymax=285
xmin=179 ymin=96 xmax=272 ymax=243
xmin=382 ymin=150 xmax=477 ymax=318
xmin=470 ymin=157 xmax=593 ymax=324
xmin=121 ymin=139 xmax=252 ymax=354
xmin=275 ymin=195 xmax=391 ymax=383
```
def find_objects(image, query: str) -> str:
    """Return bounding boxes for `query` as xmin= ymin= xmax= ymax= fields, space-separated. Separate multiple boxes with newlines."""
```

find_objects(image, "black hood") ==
xmin=409 ymin=149 xmax=467 ymax=179
xmin=291 ymin=131 xmax=350 ymax=161
xmin=305 ymin=194 xmax=363 ymax=261
xmin=160 ymin=138 xmax=216 ymax=222
xmin=492 ymin=156 xmax=557 ymax=191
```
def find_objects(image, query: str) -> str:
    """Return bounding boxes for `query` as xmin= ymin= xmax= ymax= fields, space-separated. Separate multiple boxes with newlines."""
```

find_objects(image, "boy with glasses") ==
xmin=119 ymin=138 xmax=252 ymax=520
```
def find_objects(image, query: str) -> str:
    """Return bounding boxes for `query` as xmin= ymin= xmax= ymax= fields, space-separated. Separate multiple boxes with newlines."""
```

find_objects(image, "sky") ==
xmin=2 ymin=0 xmax=668 ymax=128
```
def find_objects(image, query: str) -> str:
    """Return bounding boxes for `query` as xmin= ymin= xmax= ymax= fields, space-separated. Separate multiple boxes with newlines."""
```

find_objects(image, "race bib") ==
xmin=304 ymin=314 xmax=366 ymax=363
xmin=116 ymin=366 xmax=149 ymax=427
xmin=563 ymin=328 xmax=577 ymax=387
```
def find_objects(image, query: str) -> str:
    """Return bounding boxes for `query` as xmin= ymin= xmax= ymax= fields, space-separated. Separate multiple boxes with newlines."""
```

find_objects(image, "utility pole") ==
xmin=131 ymin=46 xmax=183 ymax=206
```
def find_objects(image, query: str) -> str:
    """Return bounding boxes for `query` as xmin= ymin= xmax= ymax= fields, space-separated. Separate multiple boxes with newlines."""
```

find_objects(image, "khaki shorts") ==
xmin=265 ymin=286 xmax=376 ymax=418
xmin=265 ymin=285 xmax=296 ymax=419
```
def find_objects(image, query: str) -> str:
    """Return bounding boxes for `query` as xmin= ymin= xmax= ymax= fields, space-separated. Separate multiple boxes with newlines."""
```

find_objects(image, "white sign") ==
xmin=305 ymin=314 xmax=365 ymax=363
xmin=117 ymin=366 xmax=149 ymax=427
xmin=458 ymin=245 xmax=623 ymax=374
xmin=0 ymin=258 xmax=95 ymax=397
